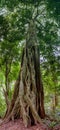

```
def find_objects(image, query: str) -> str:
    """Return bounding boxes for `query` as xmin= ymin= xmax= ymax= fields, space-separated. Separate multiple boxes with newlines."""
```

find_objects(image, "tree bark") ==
xmin=3 ymin=60 xmax=12 ymax=118
xmin=4 ymin=20 xmax=45 ymax=127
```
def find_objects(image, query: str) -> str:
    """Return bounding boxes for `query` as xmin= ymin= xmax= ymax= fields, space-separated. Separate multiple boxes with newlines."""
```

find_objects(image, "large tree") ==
xmin=4 ymin=20 xmax=45 ymax=127
xmin=0 ymin=0 xmax=60 ymax=127
xmin=0 ymin=1 xmax=46 ymax=126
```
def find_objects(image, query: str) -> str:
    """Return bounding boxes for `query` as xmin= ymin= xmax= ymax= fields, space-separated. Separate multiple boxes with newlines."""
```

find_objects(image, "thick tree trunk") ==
xmin=4 ymin=20 xmax=45 ymax=127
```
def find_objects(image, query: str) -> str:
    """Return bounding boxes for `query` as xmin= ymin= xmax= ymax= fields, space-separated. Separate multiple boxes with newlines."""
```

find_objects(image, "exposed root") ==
xmin=19 ymin=98 xmax=28 ymax=127
xmin=45 ymin=114 xmax=59 ymax=122
xmin=24 ymin=95 xmax=42 ymax=123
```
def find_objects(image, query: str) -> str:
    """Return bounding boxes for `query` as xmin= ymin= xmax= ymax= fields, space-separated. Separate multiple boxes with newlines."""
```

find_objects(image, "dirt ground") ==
xmin=0 ymin=119 xmax=60 ymax=130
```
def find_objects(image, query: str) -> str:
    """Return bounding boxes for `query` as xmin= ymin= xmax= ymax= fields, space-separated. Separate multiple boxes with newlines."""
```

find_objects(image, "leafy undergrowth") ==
xmin=0 ymin=119 xmax=60 ymax=130
xmin=43 ymin=119 xmax=60 ymax=130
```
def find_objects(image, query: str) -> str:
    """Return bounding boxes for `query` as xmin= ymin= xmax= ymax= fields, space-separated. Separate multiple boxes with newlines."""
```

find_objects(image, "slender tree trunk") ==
xmin=3 ymin=62 xmax=10 ymax=110
xmin=51 ymin=93 xmax=58 ymax=112
xmin=3 ymin=60 xmax=12 ymax=117
xmin=4 ymin=20 xmax=45 ymax=127
xmin=51 ymin=78 xmax=58 ymax=112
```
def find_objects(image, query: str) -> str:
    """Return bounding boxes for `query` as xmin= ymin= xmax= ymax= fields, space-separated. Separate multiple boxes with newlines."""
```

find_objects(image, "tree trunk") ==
xmin=3 ymin=60 xmax=12 ymax=117
xmin=51 ymin=94 xmax=58 ymax=113
xmin=4 ymin=20 xmax=45 ymax=127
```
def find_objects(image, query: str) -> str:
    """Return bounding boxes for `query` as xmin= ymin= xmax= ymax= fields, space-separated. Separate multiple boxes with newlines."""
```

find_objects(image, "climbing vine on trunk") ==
xmin=4 ymin=20 xmax=45 ymax=127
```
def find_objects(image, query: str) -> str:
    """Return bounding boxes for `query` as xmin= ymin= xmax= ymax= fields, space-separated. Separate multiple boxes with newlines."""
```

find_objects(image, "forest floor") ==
xmin=0 ymin=119 xmax=60 ymax=130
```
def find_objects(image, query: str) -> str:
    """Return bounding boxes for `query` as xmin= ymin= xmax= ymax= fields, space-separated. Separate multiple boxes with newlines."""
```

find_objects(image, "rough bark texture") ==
xmin=4 ymin=20 xmax=45 ymax=127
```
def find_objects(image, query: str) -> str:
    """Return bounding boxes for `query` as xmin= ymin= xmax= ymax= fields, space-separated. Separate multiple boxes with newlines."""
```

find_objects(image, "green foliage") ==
xmin=49 ymin=121 xmax=57 ymax=128
xmin=0 ymin=96 xmax=6 ymax=117
xmin=46 ymin=0 xmax=60 ymax=26
xmin=0 ymin=15 xmax=9 ymax=40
